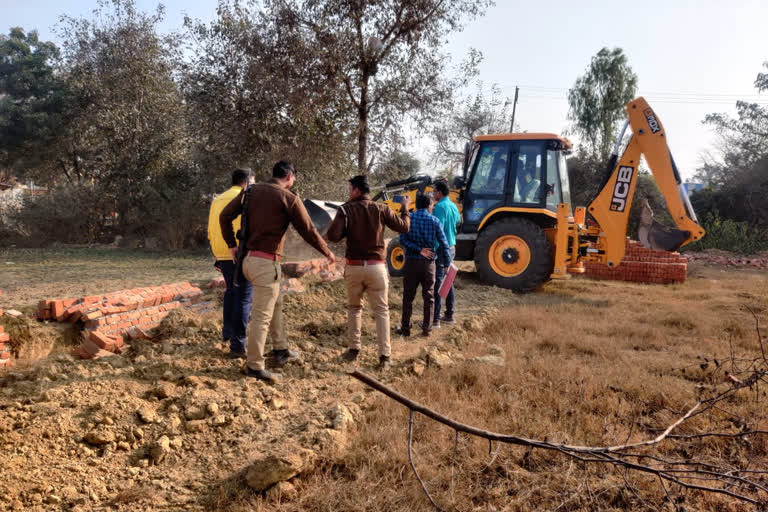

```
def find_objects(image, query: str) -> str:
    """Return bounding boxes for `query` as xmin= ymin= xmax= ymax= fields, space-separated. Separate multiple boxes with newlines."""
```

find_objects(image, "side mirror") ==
xmin=462 ymin=142 xmax=471 ymax=176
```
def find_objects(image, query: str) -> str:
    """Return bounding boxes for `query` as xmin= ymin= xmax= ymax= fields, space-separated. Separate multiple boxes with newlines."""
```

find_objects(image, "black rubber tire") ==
xmin=474 ymin=217 xmax=553 ymax=292
xmin=386 ymin=238 xmax=406 ymax=278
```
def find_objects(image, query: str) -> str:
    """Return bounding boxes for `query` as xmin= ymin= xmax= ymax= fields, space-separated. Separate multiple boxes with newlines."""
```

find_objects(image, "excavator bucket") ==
xmin=637 ymin=200 xmax=690 ymax=252
xmin=303 ymin=199 xmax=343 ymax=234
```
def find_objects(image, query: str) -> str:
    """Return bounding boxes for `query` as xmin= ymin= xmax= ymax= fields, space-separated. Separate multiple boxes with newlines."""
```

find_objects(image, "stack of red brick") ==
xmin=585 ymin=239 xmax=688 ymax=284
xmin=35 ymin=282 xmax=214 ymax=359
xmin=0 ymin=324 xmax=10 ymax=369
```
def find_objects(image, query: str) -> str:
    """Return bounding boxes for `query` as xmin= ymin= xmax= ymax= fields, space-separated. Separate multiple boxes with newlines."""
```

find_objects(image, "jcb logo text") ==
xmin=610 ymin=166 xmax=634 ymax=212
xmin=644 ymin=108 xmax=661 ymax=133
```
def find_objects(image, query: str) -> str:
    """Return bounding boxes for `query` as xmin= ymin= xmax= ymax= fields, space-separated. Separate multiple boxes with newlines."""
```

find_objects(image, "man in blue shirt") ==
xmin=431 ymin=180 xmax=461 ymax=327
xmin=396 ymin=194 xmax=451 ymax=337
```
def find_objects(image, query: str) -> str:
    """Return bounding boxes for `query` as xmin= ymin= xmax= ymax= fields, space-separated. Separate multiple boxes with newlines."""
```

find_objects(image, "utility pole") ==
xmin=509 ymin=86 xmax=519 ymax=132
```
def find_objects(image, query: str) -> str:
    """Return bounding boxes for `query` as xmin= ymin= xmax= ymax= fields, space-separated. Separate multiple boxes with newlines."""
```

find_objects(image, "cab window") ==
xmin=513 ymin=144 xmax=543 ymax=204
xmin=469 ymin=143 xmax=508 ymax=195
xmin=545 ymin=149 xmax=562 ymax=211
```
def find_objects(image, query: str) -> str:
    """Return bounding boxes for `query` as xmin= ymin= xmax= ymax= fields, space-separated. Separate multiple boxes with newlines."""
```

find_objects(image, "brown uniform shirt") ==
xmin=326 ymin=195 xmax=410 ymax=260
xmin=219 ymin=179 xmax=331 ymax=258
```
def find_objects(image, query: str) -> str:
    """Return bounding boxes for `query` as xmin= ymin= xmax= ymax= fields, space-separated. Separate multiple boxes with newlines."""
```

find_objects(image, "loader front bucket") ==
xmin=304 ymin=199 xmax=343 ymax=234
xmin=638 ymin=200 xmax=690 ymax=252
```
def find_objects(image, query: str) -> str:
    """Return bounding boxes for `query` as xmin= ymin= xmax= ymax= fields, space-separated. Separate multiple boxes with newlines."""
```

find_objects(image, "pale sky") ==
xmin=3 ymin=0 xmax=768 ymax=180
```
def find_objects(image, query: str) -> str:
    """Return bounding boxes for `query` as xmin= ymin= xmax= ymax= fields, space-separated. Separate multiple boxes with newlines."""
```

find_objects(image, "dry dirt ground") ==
xmin=1 ymin=248 xmax=768 ymax=511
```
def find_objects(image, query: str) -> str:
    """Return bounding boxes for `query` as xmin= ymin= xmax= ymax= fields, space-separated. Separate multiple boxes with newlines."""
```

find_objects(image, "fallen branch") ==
xmin=350 ymin=370 xmax=768 ymax=508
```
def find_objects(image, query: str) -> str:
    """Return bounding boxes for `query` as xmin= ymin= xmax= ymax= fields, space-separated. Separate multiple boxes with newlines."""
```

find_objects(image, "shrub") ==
xmin=684 ymin=211 xmax=768 ymax=254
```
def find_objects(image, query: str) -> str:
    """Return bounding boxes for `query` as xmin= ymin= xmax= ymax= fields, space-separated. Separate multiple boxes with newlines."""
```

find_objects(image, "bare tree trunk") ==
xmin=357 ymin=76 xmax=369 ymax=173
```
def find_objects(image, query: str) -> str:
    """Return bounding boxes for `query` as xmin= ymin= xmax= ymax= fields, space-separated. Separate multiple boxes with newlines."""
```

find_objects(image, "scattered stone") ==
xmin=168 ymin=415 xmax=182 ymax=431
xmin=269 ymin=398 xmax=285 ymax=410
xmin=205 ymin=402 xmax=219 ymax=416
xmin=329 ymin=403 xmax=353 ymax=430
xmin=313 ymin=428 xmax=347 ymax=460
xmin=183 ymin=376 xmax=202 ymax=387
xmin=133 ymin=427 xmax=145 ymax=439
xmin=84 ymin=429 xmax=115 ymax=446
xmin=150 ymin=435 xmax=171 ymax=464
xmin=472 ymin=354 xmax=505 ymax=366
xmin=184 ymin=406 xmax=206 ymax=421
xmin=210 ymin=415 xmax=228 ymax=427
xmin=169 ymin=437 xmax=183 ymax=450
xmin=488 ymin=344 xmax=505 ymax=356
xmin=117 ymin=441 xmax=131 ymax=451
xmin=60 ymin=486 xmax=79 ymax=501
xmin=420 ymin=348 xmax=454 ymax=369
xmin=412 ymin=360 xmax=426 ymax=376
xmin=4 ymin=309 xmax=23 ymax=317
xmin=45 ymin=494 xmax=62 ymax=505
xmin=245 ymin=445 xmax=314 ymax=491
xmin=266 ymin=481 xmax=298 ymax=502
xmin=152 ymin=383 xmax=175 ymax=400
xmin=185 ymin=420 xmax=206 ymax=433
xmin=136 ymin=405 xmax=161 ymax=424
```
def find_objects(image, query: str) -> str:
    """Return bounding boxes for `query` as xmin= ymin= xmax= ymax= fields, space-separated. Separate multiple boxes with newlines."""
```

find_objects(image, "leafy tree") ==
xmin=273 ymin=0 xmax=491 ymax=173
xmin=433 ymin=80 xmax=512 ymax=172
xmin=566 ymin=47 xmax=637 ymax=207
xmin=691 ymin=62 xmax=768 ymax=228
xmin=373 ymin=149 xmax=421 ymax=186
xmin=182 ymin=1 xmax=353 ymax=200
xmin=0 ymin=28 xmax=69 ymax=177
xmin=567 ymin=47 xmax=638 ymax=159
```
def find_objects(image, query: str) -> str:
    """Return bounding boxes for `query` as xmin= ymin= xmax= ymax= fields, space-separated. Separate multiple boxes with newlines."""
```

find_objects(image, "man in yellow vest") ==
xmin=208 ymin=168 xmax=253 ymax=359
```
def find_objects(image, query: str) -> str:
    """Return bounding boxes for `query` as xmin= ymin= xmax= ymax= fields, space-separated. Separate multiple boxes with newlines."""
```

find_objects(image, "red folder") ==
xmin=438 ymin=263 xmax=458 ymax=299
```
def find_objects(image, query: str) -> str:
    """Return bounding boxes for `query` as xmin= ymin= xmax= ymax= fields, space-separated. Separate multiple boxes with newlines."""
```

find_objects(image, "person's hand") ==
xmin=401 ymin=195 xmax=411 ymax=211
xmin=420 ymin=248 xmax=435 ymax=259
xmin=229 ymin=247 xmax=238 ymax=261
xmin=327 ymin=253 xmax=336 ymax=265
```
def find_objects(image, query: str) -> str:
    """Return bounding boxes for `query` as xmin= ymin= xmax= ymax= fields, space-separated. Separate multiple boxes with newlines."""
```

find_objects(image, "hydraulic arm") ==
xmin=551 ymin=97 xmax=706 ymax=276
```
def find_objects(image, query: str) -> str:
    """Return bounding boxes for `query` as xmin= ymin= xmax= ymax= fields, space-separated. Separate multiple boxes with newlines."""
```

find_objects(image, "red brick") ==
xmin=0 ymin=333 xmax=9 ymax=343
xmin=89 ymin=331 xmax=115 ymax=351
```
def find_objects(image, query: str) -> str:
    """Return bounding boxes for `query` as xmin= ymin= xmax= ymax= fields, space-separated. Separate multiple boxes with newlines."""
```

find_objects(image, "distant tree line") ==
xmin=0 ymin=0 xmax=490 ymax=247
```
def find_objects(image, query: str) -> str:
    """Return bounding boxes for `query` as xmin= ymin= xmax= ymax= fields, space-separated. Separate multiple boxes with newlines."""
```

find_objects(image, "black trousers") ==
xmin=401 ymin=258 xmax=436 ymax=334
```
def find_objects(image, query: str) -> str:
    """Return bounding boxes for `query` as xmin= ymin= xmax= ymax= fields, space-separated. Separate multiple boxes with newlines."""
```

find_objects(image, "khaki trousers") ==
xmin=243 ymin=256 xmax=288 ymax=371
xmin=345 ymin=263 xmax=391 ymax=357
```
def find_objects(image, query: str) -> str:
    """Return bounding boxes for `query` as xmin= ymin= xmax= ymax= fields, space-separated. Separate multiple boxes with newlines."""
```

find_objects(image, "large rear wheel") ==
xmin=386 ymin=238 xmax=406 ymax=277
xmin=474 ymin=217 xmax=553 ymax=292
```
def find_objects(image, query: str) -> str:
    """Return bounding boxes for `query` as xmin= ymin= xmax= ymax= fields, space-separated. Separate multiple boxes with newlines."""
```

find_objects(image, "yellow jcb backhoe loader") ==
xmin=305 ymin=97 xmax=705 ymax=292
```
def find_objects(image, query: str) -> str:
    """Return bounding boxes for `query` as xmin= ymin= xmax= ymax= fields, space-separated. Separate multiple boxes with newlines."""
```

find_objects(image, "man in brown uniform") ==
xmin=326 ymin=175 xmax=410 ymax=370
xmin=220 ymin=161 xmax=335 ymax=381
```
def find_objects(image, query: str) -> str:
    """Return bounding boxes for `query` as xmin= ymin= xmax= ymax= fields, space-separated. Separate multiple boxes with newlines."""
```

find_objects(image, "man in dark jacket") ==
xmin=326 ymin=175 xmax=410 ymax=370
xmin=220 ymin=161 xmax=335 ymax=382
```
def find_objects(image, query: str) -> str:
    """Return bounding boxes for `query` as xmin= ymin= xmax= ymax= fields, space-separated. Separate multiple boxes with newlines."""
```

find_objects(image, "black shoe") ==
xmin=420 ymin=330 xmax=431 ymax=338
xmin=421 ymin=319 xmax=440 ymax=330
xmin=245 ymin=367 xmax=277 ymax=382
xmin=227 ymin=350 xmax=246 ymax=359
xmin=272 ymin=349 xmax=300 ymax=367
xmin=378 ymin=355 xmax=391 ymax=371
xmin=341 ymin=348 xmax=359 ymax=362
xmin=395 ymin=326 xmax=411 ymax=337
xmin=441 ymin=316 xmax=455 ymax=325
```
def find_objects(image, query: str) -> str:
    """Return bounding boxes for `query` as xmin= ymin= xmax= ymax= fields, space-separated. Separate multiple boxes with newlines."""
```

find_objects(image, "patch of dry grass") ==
xmin=253 ymin=264 xmax=768 ymax=511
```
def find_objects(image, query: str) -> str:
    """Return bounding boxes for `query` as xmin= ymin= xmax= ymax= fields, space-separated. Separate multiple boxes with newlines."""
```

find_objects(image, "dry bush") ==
xmin=251 ymin=267 xmax=768 ymax=511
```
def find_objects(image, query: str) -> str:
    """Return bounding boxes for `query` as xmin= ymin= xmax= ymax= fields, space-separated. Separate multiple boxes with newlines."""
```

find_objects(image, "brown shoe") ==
xmin=342 ymin=348 xmax=359 ymax=362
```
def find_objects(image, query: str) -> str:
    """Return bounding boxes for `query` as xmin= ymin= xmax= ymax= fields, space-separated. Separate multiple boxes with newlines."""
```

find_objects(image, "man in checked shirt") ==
xmin=396 ymin=193 xmax=451 ymax=337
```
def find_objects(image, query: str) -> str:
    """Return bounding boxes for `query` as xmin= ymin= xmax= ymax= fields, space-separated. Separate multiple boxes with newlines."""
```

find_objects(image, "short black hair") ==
xmin=232 ymin=168 xmax=250 ymax=186
xmin=272 ymin=160 xmax=296 ymax=179
xmin=348 ymin=175 xmax=370 ymax=194
xmin=434 ymin=180 xmax=449 ymax=196
xmin=416 ymin=193 xmax=432 ymax=210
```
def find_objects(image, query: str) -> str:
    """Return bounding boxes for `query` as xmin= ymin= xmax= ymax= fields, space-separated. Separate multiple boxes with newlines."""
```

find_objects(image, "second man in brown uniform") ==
xmin=327 ymin=175 xmax=410 ymax=370
xmin=220 ymin=161 xmax=335 ymax=382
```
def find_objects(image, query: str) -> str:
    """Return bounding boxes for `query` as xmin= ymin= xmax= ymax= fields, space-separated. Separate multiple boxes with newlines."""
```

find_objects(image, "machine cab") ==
xmin=461 ymin=134 xmax=572 ymax=232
